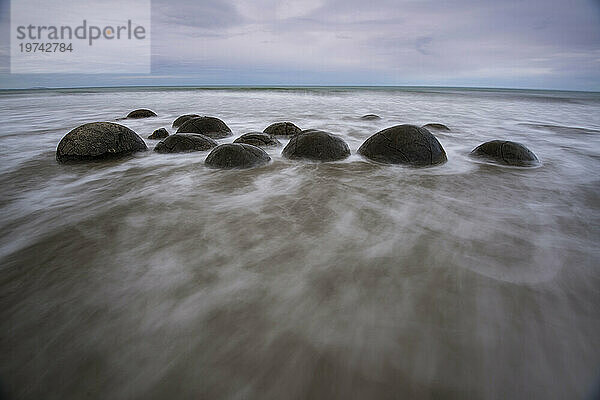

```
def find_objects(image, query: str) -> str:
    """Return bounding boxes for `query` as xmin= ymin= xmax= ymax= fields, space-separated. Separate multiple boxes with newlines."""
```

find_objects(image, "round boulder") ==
xmin=172 ymin=114 xmax=199 ymax=128
xmin=56 ymin=122 xmax=147 ymax=163
xmin=357 ymin=124 xmax=447 ymax=166
xmin=176 ymin=116 xmax=232 ymax=139
xmin=282 ymin=129 xmax=350 ymax=162
xmin=470 ymin=140 xmax=539 ymax=167
xmin=126 ymin=109 xmax=157 ymax=119
xmin=205 ymin=143 xmax=271 ymax=169
xmin=422 ymin=123 xmax=450 ymax=131
xmin=361 ymin=114 xmax=381 ymax=120
xmin=263 ymin=122 xmax=302 ymax=137
xmin=233 ymin=132 xmax=281 ymax=147
xmin=154 ymin=134 xmax=217 ymax=153
xmin=148 ymin=128 xmax=169 ymax=140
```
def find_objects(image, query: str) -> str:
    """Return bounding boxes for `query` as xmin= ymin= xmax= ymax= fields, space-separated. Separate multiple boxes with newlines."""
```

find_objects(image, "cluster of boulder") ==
xmin=55 ymin=108 xmax=540 ymax=169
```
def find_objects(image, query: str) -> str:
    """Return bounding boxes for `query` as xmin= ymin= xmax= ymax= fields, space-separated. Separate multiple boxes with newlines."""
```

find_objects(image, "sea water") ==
xmin=1 ymin=87 xmax=599 ymax=399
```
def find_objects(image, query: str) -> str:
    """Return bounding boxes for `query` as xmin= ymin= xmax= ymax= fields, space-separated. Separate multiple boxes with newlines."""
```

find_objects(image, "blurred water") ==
xmin=1 ymin=87 xmax=600 ymax=399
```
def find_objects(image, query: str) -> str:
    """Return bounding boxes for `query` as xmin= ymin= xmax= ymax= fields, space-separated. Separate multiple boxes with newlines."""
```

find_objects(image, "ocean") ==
xmin=1 ymin=86 xmax=599 ymax=399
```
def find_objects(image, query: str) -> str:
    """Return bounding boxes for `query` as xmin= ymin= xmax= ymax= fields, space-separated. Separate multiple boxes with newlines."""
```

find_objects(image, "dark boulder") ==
xmin=154 ymin=134 xmax=217 ymax=153
xmin=126 ymin=109 xmax=157 ymax=119
xmin=263 ymin=122 xmax=302 ymax=137
xmin=56 ymin=122 xmax=147 ymax=163
xmin=361 ymin=114 xmax=381 ymax=120
xmin=172 ymin=114 xmax=199 ymax=128
xmin=422 ymin=123 xmax=450 ymax=131
xmin=233 ymin=132 xmax=281 ymax=147
xmin=470 ymin=140 xmax=539 ymax=166
xmin=357 ymin=124 xmax=447 ymax=166
xmin=176 ymin=116 xmax=232 ymax=139
xmin=205 ymin=143 xmax=271 ymax=169
xmin=282 ymin=129 xmax=350 ymax=162
xmin=148 ymin=128 xmax=169 ymax=140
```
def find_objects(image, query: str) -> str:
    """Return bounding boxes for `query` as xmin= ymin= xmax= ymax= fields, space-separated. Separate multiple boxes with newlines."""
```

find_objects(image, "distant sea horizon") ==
xmin=1 ymin=84 xmax=599 ymax=94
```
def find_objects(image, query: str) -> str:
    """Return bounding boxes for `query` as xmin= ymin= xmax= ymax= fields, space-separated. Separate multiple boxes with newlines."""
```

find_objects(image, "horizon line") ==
xmin=1 ymin=84 xmax=599 ymax=94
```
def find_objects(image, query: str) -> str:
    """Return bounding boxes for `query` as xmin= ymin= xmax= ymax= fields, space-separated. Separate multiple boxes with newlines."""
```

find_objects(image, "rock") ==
xmin=148 ymin=128 xmax=169 ymax=140
xmin=282 ymin=129 xmax=350 ymax=162
xmin=205 ymin=143 xmax=271 ymax=169
xmin=154 ymin=134 xmax=217 ymax=153
xmin=126 ymin=109 xmax=157 ymax=119
xmin=422 ymin=123 xmax=450 ymax=131
xmin=233 ymin=132 xmax=281 ymax=147
xmin=361 ymin=114 xmax=381 ymax=120
xmin=357 ymin=124 xmax=447 ymax=166
xmin=176 ymin=116 xmax=232 ymax=139
xmin=470 ymin=140 xmax=539 ymax=166
xmin=172 ymin=114 xmax=199 ymax=128
xmin=263 ymin=122 xmax=302 ymax=137
xmin=56 ymin=122 xmax=147 ymax=163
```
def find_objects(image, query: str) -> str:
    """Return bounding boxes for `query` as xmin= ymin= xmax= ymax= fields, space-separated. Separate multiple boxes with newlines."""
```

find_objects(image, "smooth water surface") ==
xmin=1 ymin=87 xmax=599 ymax=399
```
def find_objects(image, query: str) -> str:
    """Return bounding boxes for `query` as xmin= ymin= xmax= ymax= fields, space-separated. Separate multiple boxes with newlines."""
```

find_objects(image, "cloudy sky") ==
xmin=1 ymin=0 xmax=599 ymax=90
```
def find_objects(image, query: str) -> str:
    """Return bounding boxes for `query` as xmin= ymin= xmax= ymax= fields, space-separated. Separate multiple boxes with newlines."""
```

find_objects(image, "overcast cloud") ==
xmin=1 ymin=0 xmax=599 ymax=90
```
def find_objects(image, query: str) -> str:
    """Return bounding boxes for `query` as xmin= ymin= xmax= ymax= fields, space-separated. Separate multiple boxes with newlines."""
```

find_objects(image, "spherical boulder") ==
xmin=148 ymin=128 xmax=169 ymax=140
xmin=422 ymin=123 xmax=450 ymax=131
xmin=357 ymin=124 xmax=447 ymax=166
xmin=263 ymin=122 xmax=302 ymax=137
xmin=205 ymin=143 xmax=271 ymax=169
xmin=282 ymin=129 xmax=350 ymax=162
xmin=176 ymin=116 xmax=232 ymax=139
xmin=154 ymin=134 xmax=217 ymax=153
xmin=172 ymin=114 xmax=199 ymax=128
xmin=470 ymin=140 xmax=539 ymax=167
xmin=361 ymin=114 xmax=381 ymax=120
xmin=56 ymin=122 xmax=147 ymax=163
xmin=233 ymin=132 xmax=281 ymax=147
xmin=126 ymin=109 xmax=157 ymax=119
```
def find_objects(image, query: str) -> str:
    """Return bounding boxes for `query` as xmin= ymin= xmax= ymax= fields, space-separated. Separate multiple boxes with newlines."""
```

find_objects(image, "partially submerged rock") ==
xmin=422 ymin=123 xmax=450 ymax=131
xmin=176 ymin=116 xmax=232 ymax=139
xmin=56 ymin=122 xmax=147 ymax=162
xmin=154 ymin=134 xmax=217 ymax=153
xmin=126 ymin=109 xmax=157 ymax=119
xmin=358 ymin=124 xmax=447 ymax=166
xmin=361 ymin=114 xmax=381 ymax=120
xmin=148 ymin=128 xmax=169 ymax=140
xmin=470 ymin=140 xmax=539 ymax=167
xmin=282 ymin=129 xmax=350 ymax=162
xmin=263 ymin=122 xmax=302 ymax=137
xmin=233 ymin=132 xmax=281 ymax=147
xmin=205 ymin=143 xmax=271 ymax=169
xmin=172 ymin=114 xmax=199 ymax=128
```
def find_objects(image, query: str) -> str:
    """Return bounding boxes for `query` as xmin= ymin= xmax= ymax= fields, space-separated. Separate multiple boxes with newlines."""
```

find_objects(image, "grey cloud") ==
xmin=1 ymin=0 xmax=600 ymax=90
xmin=415 ymin=36 xmax=433 ymax=55
xmin=153 ymin=0 xmax=245 ymax=29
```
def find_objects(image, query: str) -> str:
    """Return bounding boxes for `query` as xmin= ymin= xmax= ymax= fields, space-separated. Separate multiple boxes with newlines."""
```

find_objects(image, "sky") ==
xmin=0 ymin=0 xmax=599 ymax=90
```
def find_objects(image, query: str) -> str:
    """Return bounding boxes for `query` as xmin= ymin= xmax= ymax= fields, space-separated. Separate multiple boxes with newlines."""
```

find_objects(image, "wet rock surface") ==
xmin=172 ymin=114 xmax=200 ymax=128
xmin=126 ymin=109 xmax=157 ymax=119
xmin=154 ymin=134 xmax=217 ymax=153
xmin=233 ymin=132 xmax=281 ymax=147
xmin=470 ymin=140 xmax=539 ymax=166
xmin=176 ymin=116 xmax=232 ymax=139
xmin=361 ymin=114 xmax=381 ymax=120
xmin=358 ymin=124 xmax=447 ymax=166
xmin=282 ymin=129 xmax=350 ymax=162
xmin=205 ymin=143 xmax=271 ymax=169
xmin=56 ymin=122 xmax=147 ymax=162
xmin=148 ymin=128 xmax=169 ymax=140
xmin=263 ymin=122 xmax=302 ymax=137
xmin=422 ymin=123 xmax=450 ymax=131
